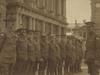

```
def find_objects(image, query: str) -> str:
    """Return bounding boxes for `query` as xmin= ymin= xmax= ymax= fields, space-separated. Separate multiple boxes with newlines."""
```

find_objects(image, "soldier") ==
xmin=26 ymin=30 xmax=33 ymax=75
xmin=32 ymin=31 xmax=41 ymax=75
xmin=14 ymin=28 xmax=28 ymax=75
xmin=0 ymin=31 xmax=16 ymax=75
xmin=74 ymin=38 xmax=83 ymax=73
xmin=68 ymin=36 xmax=76 ymax=73
xmin=38 ymin=34 xmax=48 ymax=75
xmin=57 ymin=35 xmax=67 ymax=75
xmin=26 ymin=30 xmax=39 ymax=75
xmin=55 ymin=35 xmax=62 ymax=75
xmin=47 ymin=34 xmax=60 ymax=75
xmin=85 ymin=22 xmax=99 ymax=75
xmin=77 ymin=39 xmax=83 ymax=72
xmin=65 ymin=35 xmax=74 ymax=74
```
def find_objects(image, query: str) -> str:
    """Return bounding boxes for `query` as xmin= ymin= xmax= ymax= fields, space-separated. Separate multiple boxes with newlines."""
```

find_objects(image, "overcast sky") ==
xmin=66 ymin=0 xmax=91 ymax=23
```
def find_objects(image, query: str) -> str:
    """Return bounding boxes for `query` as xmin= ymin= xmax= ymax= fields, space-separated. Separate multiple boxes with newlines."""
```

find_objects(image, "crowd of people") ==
xmin=0 ymin=28 xmax=84 ymax=75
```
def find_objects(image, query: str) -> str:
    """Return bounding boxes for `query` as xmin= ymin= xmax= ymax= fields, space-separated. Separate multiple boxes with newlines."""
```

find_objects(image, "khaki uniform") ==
xmin=0 ymin=33 xmax=16 ymax=75
xmin=47 ymin=39 xmax=60 ymax=75
xmin=14 ymin=34 xmax=28 ymax=75
xmin=85 ymin=31 xmax=99 ymax=75
xmin=38 ymin=37 xmax=48 ymax=75
xmin=27 ymin=39 xmax=39 ymax=75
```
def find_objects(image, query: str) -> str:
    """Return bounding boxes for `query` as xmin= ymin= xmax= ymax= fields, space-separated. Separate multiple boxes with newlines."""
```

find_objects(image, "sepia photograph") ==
xmin=0 ymin=0 xmax=100 ymax=75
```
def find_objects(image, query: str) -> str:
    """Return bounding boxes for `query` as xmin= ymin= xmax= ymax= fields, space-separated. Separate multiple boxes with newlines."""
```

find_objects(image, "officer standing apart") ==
xmin=85 ymin=22 xmax=99 ymax=75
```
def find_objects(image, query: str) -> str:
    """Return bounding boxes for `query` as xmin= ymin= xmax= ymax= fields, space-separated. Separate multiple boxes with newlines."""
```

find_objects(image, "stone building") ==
xmin=6 ymin=0 xmax=67 ymax=35
xmin=91 ymin=0 xmax=100 ymax=34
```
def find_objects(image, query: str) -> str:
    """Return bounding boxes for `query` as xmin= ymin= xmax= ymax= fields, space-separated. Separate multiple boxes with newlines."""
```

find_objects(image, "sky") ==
xmin=66 ymin=0 xmax=91 ymax=23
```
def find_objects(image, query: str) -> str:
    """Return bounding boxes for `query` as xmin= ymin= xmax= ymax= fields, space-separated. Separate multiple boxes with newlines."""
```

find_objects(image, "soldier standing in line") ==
xmin=85 ymin=22 xmax=99 ymax=75
xmin=32 ymin=31 xmax=41 ymax=75
xmin=64 ymin=35 xmax=72 ymax=74
xmin=26 ymin=30 xmax=39 ymax=75
xmin=38 ymin=34 xmax=48 ymax=75
xmin=57 ymin=35 xmax=67 ymax=75
xmin=47 ymin=34 xmax=59 ymax=75
xmin=26 ymin=30 xmax=34 ymax=75
xmin=0 ymin=31 xmax=16 ymax=75
xmin=69 ymin=36 xmax=76 ymax=73
xmin=55 ymin=35 xmax=62 ymax=75
xmin=77 ymin=39 xmax=83 ymax=72
xmin=73 ymin=38 xmax=83 ymax=73
xmin=14 ymin=28 xmax=28 ymax=75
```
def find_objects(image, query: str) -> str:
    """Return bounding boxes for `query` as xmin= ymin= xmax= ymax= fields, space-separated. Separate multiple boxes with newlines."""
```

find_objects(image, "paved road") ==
xmin=73 ymin=63 xmax=89 ymax=75
xmin=73 ymin=69 xmax=89 ymax=75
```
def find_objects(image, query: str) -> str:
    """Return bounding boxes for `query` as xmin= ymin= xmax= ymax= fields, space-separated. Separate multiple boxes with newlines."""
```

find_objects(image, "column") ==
xmin=61 ymin=0 xmax=66 ymax=19
xmin=29 ymin=17 xmax=33 ymax=30
xmin=36 ymin=0 xmax=44 ymax=9
xmin=35 ymin=19 xmax=38 ymax=31
xmin=63 ymin=0 xmax=66 ymax=17
xmin=55 ymin=0 xmax=59 ymax=16
xmin=39 ymin=20 xmax=43 ymax=33
xmin=18 ymin=14 xmax=22 ymax=29
xmin=46 ymin=0 xmax=50 ymax=11
xmin=33 ymin=18 xmax=36 ymax=31
xmin=48 ymin=23 xmax=51 ymax=34
xmin=50 ymin=0 xmax=53 ymax=12
xmin=59 ymin=26 xmax=61 ymax=35
xmin=45 ymin=22 xmax=47 ymax=34
xmin=33 ymin=0 xmax=37 ymax=8
xmin=43 ymin=22 xmax=46 ymax=34
xmin=40 ymin=0 xmax=44 ymax=8
xmin=17 ymin=14 xmax=25 ymax=30
xmin=43 ymin=0 xmax=46 ymax=9
xmin=53 ymin=0 xmax=55 ymax=14
xmin=51 ymin=24 xmax=54 ymax=34
xmin=61 ymin=27 xmax=64 ymax=35
xmin=58 ymin=0 xmax=62 ymax=16
xmin=36 ymin=0 xmax=39 ymax=8
xmin=53 ymin=25 xmax=56 ymax=34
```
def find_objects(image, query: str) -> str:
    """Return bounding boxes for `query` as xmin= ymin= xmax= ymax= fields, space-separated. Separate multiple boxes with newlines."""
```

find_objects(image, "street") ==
xmin=73 ymin=64 xmax=100 ymax=75
xmin=73 ymin=69 xmax=89 ymax=75
xmin=73 ymin=63 xmax=89 ymax=75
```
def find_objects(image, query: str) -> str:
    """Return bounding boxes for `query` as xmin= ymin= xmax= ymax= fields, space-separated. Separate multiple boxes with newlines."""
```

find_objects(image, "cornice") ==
xmin=7 ymin=2 xmax=67 ymax=26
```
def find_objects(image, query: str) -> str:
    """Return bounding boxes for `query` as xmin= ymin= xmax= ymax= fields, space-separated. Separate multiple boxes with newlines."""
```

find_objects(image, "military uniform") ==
xmin=31 ymin=31 xmax=41 ymax=75
xmin=57 ymin=35 xmax=66 ymax=75
xmin=38 ymin=35 xmax=48 ymax=75
xmin=14 ymin=29 xmax=28 ymax=75
xmin=55 ymin=37 xmax=61 ymax=75
xmin=68 ymin=36 xmax=77 ymax=73
xmin=47 ymin=35 xmax=60 ymax=75
xmin=27 ymin=30 xmax=40 ymax=75
xmin=64 ymin=39 xmax=72 ymax=73
xmin=85 ymin=22 xmax=99 ymax=75
xmin=0 ymin=32 xmax=16 ymax=75
xmin=74 ymin=38 xmax=83 ymax=72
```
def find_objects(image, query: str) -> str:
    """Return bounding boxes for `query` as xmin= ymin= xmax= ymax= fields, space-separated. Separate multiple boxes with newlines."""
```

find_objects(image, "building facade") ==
xmin=6 ymin=0 xmax=67 ymax=36
xmin=91 ymin=0 xmax=100 ymax=34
